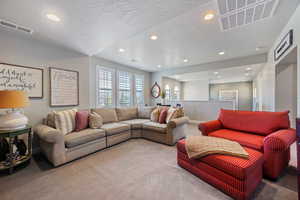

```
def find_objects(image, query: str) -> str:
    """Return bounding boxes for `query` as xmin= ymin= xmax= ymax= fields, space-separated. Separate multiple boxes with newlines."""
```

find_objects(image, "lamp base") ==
xmin=0 ymin=111 xmax=28 ymax=131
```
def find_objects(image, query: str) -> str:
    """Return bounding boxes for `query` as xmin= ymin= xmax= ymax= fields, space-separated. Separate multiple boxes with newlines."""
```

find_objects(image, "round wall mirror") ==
xmin=151 ymin=82 xmax=161 ymax=98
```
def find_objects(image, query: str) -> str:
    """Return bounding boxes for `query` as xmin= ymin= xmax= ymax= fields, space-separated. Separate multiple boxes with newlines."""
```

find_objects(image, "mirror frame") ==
xmin=151 ymin=82 xmax=161 ymax=98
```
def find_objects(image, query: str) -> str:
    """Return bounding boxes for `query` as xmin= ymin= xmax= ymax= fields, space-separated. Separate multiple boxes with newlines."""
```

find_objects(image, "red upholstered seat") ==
xmin=208 ymin=129 xmax=264 ymax=152
xmin=177 ymin=139 xmax=263 ymax=180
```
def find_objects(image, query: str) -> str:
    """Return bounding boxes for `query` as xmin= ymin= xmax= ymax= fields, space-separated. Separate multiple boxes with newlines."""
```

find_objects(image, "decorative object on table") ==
xmin=0 ymin=90 xmax=29 ymax=130
xmin=150 ymin=82 xmax=161 ymax=98
xmin=14 ymin=137 xmax=27 ymax=156
xmin=0 ymin=126 xmax=32 ymax=174
xmin=0 ymin=63 xmax=44 ymax=98
xmin=274 ymin=29 xmax=293 ymax=61
xmin=50 ymin=67 xmax=79 ymax=107
xmin=160 ymin=90 xmax=166 ymax=105
xmin=0 ymin=138 xmax=9 ymax=161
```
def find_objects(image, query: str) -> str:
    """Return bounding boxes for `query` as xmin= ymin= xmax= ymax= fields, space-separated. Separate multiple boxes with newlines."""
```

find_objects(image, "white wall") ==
xmin=89 ymin=56 xmax=151 ymax=108
xmin=183 ymin=80 xmax=209 ymax=101
xmin=255 ymin=5 xmax=300 ymax=116
xmin=0 ymin=30 xmax=90 ymax=125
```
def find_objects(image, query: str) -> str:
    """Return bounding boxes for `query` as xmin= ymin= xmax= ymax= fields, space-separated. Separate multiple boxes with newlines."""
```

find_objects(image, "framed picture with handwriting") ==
xmin=50 ymin=67 xmax=79 ymax=107
xmin=0 ymin=63 xmax=44 ymax=98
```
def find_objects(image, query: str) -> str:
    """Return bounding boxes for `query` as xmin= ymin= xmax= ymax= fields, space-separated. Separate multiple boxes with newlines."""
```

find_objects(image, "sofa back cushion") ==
xmin=116 ymin=107 xmax=138 ymax=121
xmin=91 ymin=108 xmax=118 ymax=124
xmin=54 ymin=109 xmax=77 ymax=135
xmin=218 ymin=109 xmax=290 ymax=136
xmin=138 ymin=106 xmax=156 ymax=119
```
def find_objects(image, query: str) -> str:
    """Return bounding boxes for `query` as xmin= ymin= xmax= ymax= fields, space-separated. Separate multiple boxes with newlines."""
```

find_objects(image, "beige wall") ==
xmin=0 ymin=30 xmax=90 ymax=126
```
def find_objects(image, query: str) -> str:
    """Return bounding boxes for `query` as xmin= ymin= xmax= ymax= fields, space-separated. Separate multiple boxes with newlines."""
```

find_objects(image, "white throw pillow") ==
xmin=54 ymin=109 xmax=77 ymax=135
xmin=89 ymin=112 xmax=103 ymax=129
xmin=166 ymin=107 xmax=177 ymax=123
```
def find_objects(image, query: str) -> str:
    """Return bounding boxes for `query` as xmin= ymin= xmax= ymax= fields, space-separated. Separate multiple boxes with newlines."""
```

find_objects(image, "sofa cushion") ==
xmin=150 ymin=108 xmax=160 ymax=122
xmin=218 ymin=109 xmax=290 ymax=136
xmin=101 ymin=123 xmax=130 ymax=136
xmin=177 ymin=139 xmax=263 ymax=180
xmin=64 ymin=128 xmax=105 ymax=148
xmin=54 ymin=109 xmax=77 ymax=135
xmin=138 ymin=106 xmax=156 ymax=119
xmin=116 ymin=107 xmax=138 ymax=121
xmin=143 ymin=121 xmax=168 ymax=134
xmin=208 ymin=129 xmax=264 ymax=152
xmin=120 ymin=119 xmax=151 ymax=129
xmin=91 ymin=108 xmax=118 ymax=124
xmin=75 ymin=110 xmax=89 ymax=131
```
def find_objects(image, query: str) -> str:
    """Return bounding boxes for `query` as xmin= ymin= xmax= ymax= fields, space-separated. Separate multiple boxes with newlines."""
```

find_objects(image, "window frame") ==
xmin=117 ymin=70 xmax=133 ymax=107
xmin=134 ymin=74 xmax=145 ymax=106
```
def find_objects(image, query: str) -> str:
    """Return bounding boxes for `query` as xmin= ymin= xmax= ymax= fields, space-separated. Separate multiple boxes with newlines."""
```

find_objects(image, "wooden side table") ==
xmin=0 ymin=125 xmax=32 ymax=174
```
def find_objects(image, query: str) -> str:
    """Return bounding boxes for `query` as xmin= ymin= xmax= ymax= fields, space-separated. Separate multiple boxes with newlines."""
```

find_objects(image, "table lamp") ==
xmin=0 ymin=90 xmax=29 ymax=130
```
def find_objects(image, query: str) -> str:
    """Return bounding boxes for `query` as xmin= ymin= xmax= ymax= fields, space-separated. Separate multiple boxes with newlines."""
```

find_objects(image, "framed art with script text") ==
xmin=50 ymin=67 xmax=79 ymax=107
xmin=0 ymin=63 xmax=44 ymax=98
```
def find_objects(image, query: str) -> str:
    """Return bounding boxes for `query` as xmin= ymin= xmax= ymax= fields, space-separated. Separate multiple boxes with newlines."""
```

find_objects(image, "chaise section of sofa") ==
xmin=34 ymin=106 xmax=189 ymax=166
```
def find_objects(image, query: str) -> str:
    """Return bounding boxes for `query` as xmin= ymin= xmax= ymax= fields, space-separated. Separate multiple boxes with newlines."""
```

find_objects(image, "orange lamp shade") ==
xmin=0 ymin=90 xmax=29 ymax=108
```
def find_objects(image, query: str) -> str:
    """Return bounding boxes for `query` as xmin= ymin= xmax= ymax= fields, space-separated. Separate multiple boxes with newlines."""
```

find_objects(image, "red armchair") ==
xmin=199 ymin=109 xmax=296 ymax=179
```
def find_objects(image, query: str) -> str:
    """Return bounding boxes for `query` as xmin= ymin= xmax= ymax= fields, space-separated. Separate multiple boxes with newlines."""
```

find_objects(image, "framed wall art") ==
xmin=0 ymin=63 xmax=44 ymax=98
xmin=50 ymin=67 xmax=79 ymax=107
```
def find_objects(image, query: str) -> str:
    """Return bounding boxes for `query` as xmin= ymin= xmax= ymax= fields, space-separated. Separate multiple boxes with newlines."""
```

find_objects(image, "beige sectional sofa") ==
xmin=34 ymin=106 xmax=189 ymax=166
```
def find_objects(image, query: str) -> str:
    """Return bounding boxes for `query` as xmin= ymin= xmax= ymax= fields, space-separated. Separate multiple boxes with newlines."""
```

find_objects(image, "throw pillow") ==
xmin=150 ymin=108 xmax=160 ymax=122
xmin=89 ymin=112 xmax=103 ymax=129
xmin=158 ymin=108 xmax=168 ymax=124
xmin=54 ymin=109 xmax=77 ymax=135
xmin=75 ymin=110 xmax=89 ymax=131
xmin=166 ymin=107 xmax=177 ymax=123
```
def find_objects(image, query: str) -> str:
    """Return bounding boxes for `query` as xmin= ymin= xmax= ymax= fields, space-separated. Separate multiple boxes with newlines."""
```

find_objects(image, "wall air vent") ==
xmin=0 ymin=19 xmax=33 ymax=34
xmin=217 ymin=0 xmax=279 ymax=31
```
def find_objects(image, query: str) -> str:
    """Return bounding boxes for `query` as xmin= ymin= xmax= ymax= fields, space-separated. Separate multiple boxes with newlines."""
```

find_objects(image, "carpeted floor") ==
xmin=0 ymin=125 xmax=297 ymax=200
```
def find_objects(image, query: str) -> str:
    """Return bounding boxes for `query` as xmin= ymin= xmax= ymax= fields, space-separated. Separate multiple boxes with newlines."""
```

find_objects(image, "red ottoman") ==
xmin=177 ymin=139 xmax=263 ymax=200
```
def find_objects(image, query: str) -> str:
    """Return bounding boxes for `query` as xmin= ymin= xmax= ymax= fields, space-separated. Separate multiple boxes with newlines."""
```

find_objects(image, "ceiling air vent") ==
xmin=217 ymin=0 xmax=279 ymax=31
xmin=0 ymin=19 xmax=33 ymax=34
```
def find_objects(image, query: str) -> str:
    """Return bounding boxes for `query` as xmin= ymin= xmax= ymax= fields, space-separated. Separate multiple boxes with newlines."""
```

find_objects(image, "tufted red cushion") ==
xmin=218 ymin=109 xmax=290 ymax=136
xmin=75 ymin=111 xmax=89 ymax=131
xmin=209 ymin=129 xmax=264 ymax=152
xmin=177 ymin=139 xmax=263 ymax=180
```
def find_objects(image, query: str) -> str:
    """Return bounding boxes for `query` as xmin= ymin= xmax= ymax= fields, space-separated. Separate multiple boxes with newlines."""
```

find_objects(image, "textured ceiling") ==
xmin=0 ymin=0 xmax=298 ymax=72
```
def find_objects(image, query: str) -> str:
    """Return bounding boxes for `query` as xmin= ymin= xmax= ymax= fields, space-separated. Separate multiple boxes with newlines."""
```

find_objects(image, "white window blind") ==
xmin=118 ymin=71 xmax=132 ymax=107
xmin=135 ymin=74 xmax=144 ymax=105
xmin=96 ymin=66 xmax=114 ymax=107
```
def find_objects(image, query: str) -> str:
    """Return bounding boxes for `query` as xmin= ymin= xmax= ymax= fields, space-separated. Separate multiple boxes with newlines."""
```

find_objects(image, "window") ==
xmin=165 ymin=84 xmax=171 ymax=101
xmin=135 ymin=74 xmax=144 ymax=105
xmin=118 ymin=71 xmax=132 ymax=107
xmin=173 ymin=86 xmax=180 ymax=101
xmin=96 ymin=66 xmax=115 ymax=107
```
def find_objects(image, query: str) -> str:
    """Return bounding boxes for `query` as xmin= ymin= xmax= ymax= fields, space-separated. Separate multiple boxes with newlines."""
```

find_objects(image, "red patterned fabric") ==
xmin=218 ymin=109 xmax=290 ymax=136
xmin=75 ymin=111 xmax=89 ymax=131
xmin=263 ymin=128 xmax=296 ymax=179
xmin=177 ymin=141 xmax=263 ymax=200
xmin=177 ymin=139 xmax=263 ymax=180
xmin=208 ymin=129 xmax=264 ymax=152
xmin=198 ymin=120 xmax=222 ymax=136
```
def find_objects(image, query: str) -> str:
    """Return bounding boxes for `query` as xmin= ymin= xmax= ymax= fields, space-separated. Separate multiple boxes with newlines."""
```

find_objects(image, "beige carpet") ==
xmin=0 ymin=137 xmax=297 ymax=200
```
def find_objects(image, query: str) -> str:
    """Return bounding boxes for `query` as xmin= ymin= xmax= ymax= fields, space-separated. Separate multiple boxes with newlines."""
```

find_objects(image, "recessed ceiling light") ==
xmin=214 ymin=71 xmax=219 ymax=75
xmin=218 ymin=51 xmax=225 ymax=55
xmin=183 ymin=59 xmax=189 ymax=63
xmin=157 ymin=65 xmax=161 ymax=68
xmin=204 ymin=12 xmax=215 ymax=21
xmin=119 ymin=48 xmax=125 ymax=52
xmin=246 ymin=67 xmax=252 ymax=71
xmin=46 ymin=14 xmax=60 ymax=22
xmin=150 ymin=35 xmax=158 ymax=40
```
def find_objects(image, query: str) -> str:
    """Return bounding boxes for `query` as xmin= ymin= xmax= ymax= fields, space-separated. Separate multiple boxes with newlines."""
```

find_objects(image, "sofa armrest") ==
xmin=264 ymin=128 xmax=296 ymax=152
xmin=198 ymin=120 xmax=222 ymax=136
xmin=34 ymin=124 xmax=64 ymax=144
xmin=168 ymin=116 xmax=189 ymax=129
